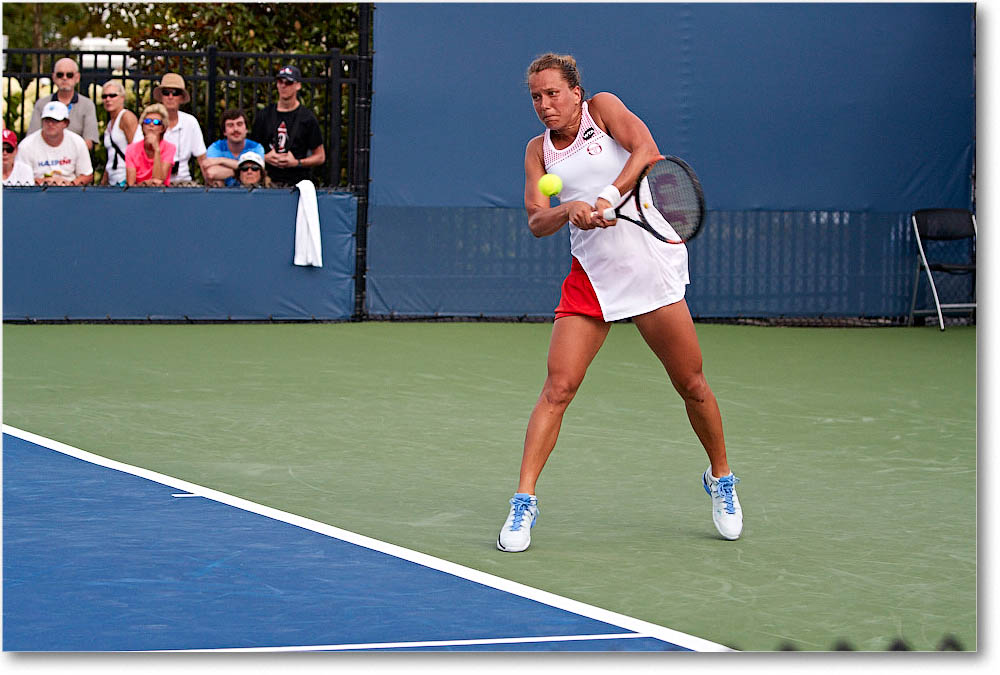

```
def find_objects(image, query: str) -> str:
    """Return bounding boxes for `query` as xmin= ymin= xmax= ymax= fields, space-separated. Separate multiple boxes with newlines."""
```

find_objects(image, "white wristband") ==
xmin=596 ymin=185 xmax=621 ymax=206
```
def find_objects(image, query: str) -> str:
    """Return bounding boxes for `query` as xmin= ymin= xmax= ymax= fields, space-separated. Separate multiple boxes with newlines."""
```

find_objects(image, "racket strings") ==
xmin=644 ymin=163 xmax=703 ymax=240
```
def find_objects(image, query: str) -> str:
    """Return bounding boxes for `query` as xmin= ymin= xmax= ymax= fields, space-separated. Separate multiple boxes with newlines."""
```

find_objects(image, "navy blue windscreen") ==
xmin=370 ymin=3 xmax=973 ymax=211
xmin=367 ymin=3 xmax=974 ymax=319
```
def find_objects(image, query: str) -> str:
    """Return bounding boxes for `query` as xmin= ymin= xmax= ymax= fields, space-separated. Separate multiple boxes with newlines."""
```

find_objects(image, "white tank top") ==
xmin=543 ymin=100 xmax=689 ymax=321
xmin=104 ymin=109 xmax=141 ymax=186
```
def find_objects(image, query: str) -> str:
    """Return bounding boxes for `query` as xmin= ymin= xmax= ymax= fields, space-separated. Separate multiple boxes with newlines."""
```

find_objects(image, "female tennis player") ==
xmin=497 ymin=53 xmax=743 ymax=552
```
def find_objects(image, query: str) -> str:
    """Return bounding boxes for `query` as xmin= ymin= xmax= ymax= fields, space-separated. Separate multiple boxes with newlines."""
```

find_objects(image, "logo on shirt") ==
xmin=587 ymin=142 xmax=603 ymax=156
xmin=582 ymin=127 xmax=595 ymax=140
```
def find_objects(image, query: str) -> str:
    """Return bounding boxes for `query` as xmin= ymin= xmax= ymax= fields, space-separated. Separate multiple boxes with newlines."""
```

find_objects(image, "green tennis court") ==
xmin=1 ymin=321 xmax=976 ymax=651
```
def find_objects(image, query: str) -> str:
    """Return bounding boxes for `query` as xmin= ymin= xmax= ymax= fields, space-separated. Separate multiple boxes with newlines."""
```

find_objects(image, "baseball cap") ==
xmin=276 ymin=65 xmax=301 ymax=82
xmin=238 ymin=151 xmax=265 ymax=169
xmin=2 ymin=128 xmax=17 ymax=150
xmin=41 ymin=100 xmax=70 ymax=121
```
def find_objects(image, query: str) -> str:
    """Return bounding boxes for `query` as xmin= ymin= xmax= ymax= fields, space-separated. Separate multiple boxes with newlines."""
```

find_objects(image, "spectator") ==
xmin=126 ymin=103 xmax=176 ymax=187
xmin=3 ymin=128 xmax=36 ymax=186
xmin=251 ymin=65 xmax=325 ymax=187
xmin=27 ymin=57 xmax=100 ymax=151
xmin=203 ymin=108 xmax=266 ymax=187
xmin=100 ymin=79 xmax=142 ymax=186
xmin=236 ymin=151 xmax=271 ymax=188
xmin=17 ymin=101 xmax=94 ymax=186
xmin=152 ymin=73 xmax=207 ymax=186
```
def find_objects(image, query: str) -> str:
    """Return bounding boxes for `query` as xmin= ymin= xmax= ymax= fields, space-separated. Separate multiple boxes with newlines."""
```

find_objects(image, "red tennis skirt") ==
xmin=554 ymin=257 xmax=605 ymax=321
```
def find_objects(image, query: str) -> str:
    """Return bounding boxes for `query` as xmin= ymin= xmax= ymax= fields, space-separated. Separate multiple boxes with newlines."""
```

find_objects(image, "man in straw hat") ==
xmin=153 ymin=72 xmax=208 ymax=185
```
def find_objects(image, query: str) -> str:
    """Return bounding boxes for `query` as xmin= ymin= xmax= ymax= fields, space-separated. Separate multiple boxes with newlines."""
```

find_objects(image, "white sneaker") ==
xmin=702 ymin=469 xmax=743 ymax=540
xmin=496 ymin=493 xmax=538 ymax=552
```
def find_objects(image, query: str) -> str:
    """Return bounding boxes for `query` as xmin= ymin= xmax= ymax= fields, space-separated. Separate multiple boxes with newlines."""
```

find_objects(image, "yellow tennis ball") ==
xmin=538 ymin=173 xmax=563 ymax=196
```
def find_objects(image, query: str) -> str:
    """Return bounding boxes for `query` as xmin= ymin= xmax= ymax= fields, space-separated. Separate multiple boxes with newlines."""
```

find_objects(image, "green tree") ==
xmin=3 ymin=3 xmax=360 ymax=55
xmin=2 ymin=3 xmax=95 ymax=50
xmin=93 ymin=2 xmax=359 ymax=54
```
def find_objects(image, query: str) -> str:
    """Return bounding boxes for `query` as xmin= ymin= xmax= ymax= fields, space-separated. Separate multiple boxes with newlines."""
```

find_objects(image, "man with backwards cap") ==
xmin=3 ymin=128 xmax=36 ymax=186
xmin=251 ymin=64 xmax=325 ymax=187
xmin=17 ymin=101 xmax=94 ymax=186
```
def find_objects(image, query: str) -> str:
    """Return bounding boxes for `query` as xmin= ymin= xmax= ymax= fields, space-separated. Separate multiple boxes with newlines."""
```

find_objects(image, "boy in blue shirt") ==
xmin=203 ymin=108 xmax=265 ymax=186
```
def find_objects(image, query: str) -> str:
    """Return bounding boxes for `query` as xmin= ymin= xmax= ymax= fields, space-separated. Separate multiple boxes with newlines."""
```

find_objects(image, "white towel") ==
xmin=294 ymin=179 xmax=323 ymax=267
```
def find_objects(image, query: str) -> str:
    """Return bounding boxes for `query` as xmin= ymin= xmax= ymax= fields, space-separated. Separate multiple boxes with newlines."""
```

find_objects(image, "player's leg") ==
xmin=632 ymin=300 xmax=743 ymax=539
xmin=498 ymin=315 xmax=610 ymax=552
xmin=518 ymin=314 xmax=611 ymax=494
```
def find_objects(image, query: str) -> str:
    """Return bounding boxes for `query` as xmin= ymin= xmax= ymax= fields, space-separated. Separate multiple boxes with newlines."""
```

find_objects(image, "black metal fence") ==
xmin=2 ymin=43 xmax=371 ymax=189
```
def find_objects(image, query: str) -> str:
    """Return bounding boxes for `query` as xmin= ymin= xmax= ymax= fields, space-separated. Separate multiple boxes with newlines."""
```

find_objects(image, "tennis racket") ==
xmin=596 ymin=156 xmax=705 ymax=244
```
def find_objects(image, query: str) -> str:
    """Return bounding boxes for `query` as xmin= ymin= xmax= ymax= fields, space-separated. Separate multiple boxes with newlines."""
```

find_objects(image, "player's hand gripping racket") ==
xmin=597 ymin=156 xmax=705 ymax=244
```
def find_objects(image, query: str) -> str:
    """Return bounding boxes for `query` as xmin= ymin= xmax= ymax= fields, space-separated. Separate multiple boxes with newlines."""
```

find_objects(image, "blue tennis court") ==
xmin=2 ymin=427 xmax=728 ymax=652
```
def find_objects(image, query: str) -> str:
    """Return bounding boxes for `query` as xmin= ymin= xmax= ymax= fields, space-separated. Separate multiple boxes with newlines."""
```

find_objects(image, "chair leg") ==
xmin=911 ymin=216 xmax=946 ymax=331
xmin=927 ymin=270 xmax=946 ymax=331
xmin=908 ymin=263 xmax=921 ymax=327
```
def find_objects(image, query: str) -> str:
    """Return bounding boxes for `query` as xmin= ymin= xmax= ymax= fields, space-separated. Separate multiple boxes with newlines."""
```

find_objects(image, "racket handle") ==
xmin=588 ymin=208 xmax=619 ymax=222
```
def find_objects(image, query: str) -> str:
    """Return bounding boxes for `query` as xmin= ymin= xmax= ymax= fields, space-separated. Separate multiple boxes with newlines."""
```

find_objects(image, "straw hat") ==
xmin=152 ymin=73 xmax=191 ymax=104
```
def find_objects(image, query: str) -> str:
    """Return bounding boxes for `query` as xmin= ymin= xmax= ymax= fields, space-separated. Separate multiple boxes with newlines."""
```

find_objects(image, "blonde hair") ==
xmin=140 ymin=102 xmax=168 ymax=120
xmin=101 ymin=79 xmax=126 ymax=96
xmin=526 ymin=53 xmax=585 ymax=98
xmin=139 ymin=103 xmax=169 ymax=136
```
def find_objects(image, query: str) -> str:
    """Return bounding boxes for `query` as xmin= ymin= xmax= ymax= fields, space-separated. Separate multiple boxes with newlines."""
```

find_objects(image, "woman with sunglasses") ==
xmin=99 ymin=80 xmax=142 ymax=187
xmin=3 ymin=128 xmax=35 ymax=186
xmin=125 ymin=104 xmax=176 ymax=187
xmin=236 ymin=152 xmax=271 ymax=188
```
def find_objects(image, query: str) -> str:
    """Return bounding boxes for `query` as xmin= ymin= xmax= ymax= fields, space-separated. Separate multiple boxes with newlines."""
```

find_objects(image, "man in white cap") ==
xmin=27 ymin=57 xmax=99 ymax=151
xmin=17 ymin=101 xmax=94 ymax=185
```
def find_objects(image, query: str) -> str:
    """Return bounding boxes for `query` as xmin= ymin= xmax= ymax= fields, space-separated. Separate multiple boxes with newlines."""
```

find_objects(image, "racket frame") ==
xmin=603 ymin=156 xmax=705 ymax=244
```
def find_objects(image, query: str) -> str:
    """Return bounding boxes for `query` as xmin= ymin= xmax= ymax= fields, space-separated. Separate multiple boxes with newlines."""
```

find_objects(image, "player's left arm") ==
xmin=588 ymin=93 xmax=664 ymax=212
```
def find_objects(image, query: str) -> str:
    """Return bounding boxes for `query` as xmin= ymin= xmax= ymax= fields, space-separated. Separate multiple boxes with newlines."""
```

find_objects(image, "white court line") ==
xmin=3 ymin=424 xmax=734 ymax=653
xmin=170 ymin=632 xmax=650 ymax=653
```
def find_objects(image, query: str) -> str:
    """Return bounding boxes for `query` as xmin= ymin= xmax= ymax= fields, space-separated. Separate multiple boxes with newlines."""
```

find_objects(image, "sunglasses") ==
xmin=160 ymin=88 xmax=185 ymax=97
xmin=54 ymin=71 xmax=77 ymax=79
xmin=101 ymin=93 xmax=119 ymax=99
xmin=239 ymin=165 xmax=262 ymax=173
xmin=142 ymin=118 xmax=164 ymax=126
xmin=276 ymin=78 xmax=296 ymax=86
xmin=2 ymin=144 xmax=14 ymax=153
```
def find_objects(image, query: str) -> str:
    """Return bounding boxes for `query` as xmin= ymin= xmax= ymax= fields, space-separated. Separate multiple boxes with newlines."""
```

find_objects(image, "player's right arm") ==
xmin=524 ymin=136 xmax=595 ymax=237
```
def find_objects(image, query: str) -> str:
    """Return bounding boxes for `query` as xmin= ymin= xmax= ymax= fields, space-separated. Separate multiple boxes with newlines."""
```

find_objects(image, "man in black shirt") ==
xmin=251 ymin=65 xmax=326 ymax=186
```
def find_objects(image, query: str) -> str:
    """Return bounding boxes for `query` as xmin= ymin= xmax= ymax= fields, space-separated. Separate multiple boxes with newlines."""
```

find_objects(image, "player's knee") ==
xmin=674 ymin=372 xmax=710 ymax=404
xmin=542 ymin=376 xmax=581 ymax=408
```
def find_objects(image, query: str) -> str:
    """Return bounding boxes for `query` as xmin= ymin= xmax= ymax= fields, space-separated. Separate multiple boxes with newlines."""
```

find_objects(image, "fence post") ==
xmin=206 ymin=45 xmax=218 ymax=140
xmin=352 ymin=2 xmax=374 ymax=320
xmin=328 ymin=48 xmax=341 ymax=187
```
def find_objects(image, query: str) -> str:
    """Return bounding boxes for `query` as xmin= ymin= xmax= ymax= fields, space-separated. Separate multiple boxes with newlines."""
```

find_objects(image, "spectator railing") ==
xmin=2 ymin=45 xmax=371 ymax=189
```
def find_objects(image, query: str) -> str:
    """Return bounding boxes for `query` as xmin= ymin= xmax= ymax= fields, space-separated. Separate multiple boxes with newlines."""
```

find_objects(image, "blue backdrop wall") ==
xmin=3 ymin=189 xmax=356 ymax=321
xmin=367 ymin=2 xmax=974 ymax=319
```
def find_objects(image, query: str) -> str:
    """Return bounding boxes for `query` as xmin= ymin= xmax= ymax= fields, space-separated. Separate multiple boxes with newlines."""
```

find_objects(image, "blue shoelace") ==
xmin=508 ymin=496 xmax=536 ymax=531
xmin=716 ymin=475 xmax=740 ymax=514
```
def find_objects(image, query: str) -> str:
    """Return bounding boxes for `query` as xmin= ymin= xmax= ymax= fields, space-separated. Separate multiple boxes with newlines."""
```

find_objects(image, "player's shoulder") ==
xmin=588 ymin=92 xmax=626 ymax=113
xmin=524 ymin=133 xmax=545 ymax=159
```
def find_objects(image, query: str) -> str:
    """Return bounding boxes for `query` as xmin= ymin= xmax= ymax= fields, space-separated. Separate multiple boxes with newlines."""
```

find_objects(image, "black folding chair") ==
xmin=908 ymin=208 xmax=976 ymax=331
